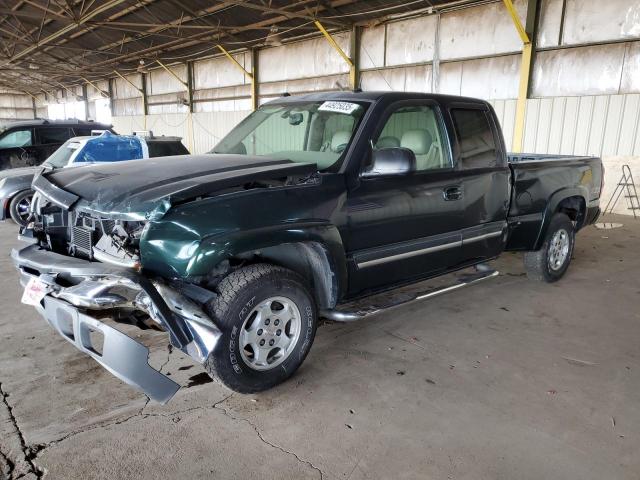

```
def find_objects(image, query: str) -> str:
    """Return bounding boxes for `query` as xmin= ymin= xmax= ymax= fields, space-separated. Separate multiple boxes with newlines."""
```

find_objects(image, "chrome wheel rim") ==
xmin=548 ymin=229 xmax=570 ymax=271
xmin=239 ymin=296 xmax=302 ymax=371
xmin=15 ymin=195 xmax=32 ymax=223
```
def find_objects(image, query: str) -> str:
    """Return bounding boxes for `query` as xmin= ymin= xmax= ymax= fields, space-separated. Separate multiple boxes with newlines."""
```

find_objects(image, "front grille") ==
xmin=71 ymin=226 xmax=93 ymax=258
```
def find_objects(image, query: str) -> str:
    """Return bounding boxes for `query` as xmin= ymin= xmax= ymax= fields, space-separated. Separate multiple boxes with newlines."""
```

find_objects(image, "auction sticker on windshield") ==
xmin=318 ymin=101 xmax=360 ymax=115
xmin=21 ymin=277 xmax=49 ymax=306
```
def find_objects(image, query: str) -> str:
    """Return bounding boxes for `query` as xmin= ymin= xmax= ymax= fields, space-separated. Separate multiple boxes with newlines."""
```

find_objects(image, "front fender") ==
xmin=0 ymin=176 xmax=32 ymax=201
xmin=142 ymin=220 xmax=347 ymax=298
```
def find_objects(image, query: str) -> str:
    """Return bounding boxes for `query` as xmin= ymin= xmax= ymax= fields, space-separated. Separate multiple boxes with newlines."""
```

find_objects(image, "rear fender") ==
xmin=534 ymin=187 xmax=588 ymax=250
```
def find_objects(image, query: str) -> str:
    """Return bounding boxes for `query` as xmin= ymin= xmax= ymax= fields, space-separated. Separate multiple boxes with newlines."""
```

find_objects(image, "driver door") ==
xmin=344 ymin=101 xmax=467 ymax=295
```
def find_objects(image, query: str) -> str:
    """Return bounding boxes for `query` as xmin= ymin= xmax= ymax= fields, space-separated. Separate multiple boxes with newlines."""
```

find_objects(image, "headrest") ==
xmin=331 ymin=131 xmax=351 ymax=153
xmin=401 ymin=129 xmax=432 ymax=155
xmin=376 ymin=136 xmax=401 ymax=148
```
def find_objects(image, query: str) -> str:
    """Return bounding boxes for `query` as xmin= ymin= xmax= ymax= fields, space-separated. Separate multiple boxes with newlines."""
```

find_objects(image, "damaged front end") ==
xmin=13 ymin=191 xmax=222 ymax=404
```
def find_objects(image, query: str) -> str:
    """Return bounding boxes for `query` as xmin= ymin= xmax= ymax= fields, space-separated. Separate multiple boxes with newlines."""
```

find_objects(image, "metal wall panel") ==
xmin=385 ymin=16 xmax=437 ymax=66
xmin=258 ymin=33 xmax=351 ymax=83
xmin=359 ymin=24 xmax=385 ymax=69
xmin=193 ymin=53 xmax=250 ymax=89
xmin=618 ymin=95 xmax=640 ymax=155
xmin=531 ymin=44 xmax=627 ymax=97
xmin=620 ymin=42 xmax=640 ymax=94
xmin=460 ymin=55 xmax=520 ymax=99
xmin=439 ymin=55 xmax=520 ymax=99
xmin=113 ymin=74 xmax=142 ymax=99
xmin=438 ymin=62 xmax=463 ymax=96
xmin=562 ymin=0 xmax=640 ymax=45
xmin=259 ymin=74 xmax=349 ymax=97
xmin=86 ymin=83 xmax=106 ymax=101
xmin=360 ymin=65 xmax=432 ymax=92
xmin=559 ymin=96 xmax=580 ymax=154
xmin=192 ymin=110 xmax=251 ymax=153
xmin=537 ymin=0 xmax=562 ymax=47
xmin=110 ymin=115 xmax=146 ymax=137
xmin=493 ymin=94 xmax=640 ymax=156
xmin=113 ymin=111 xmax=251 ymax=154
xmin=148 ymin=64 xmax=187 ymax=95
xmin=113 ymin=97 xmax=143 ymax=116
xmin=0 ymin=93 xmax=32 ymax=109
xmin=194 ymin=98 xmax=252 ymax=112
xmin=439 ymin=0 xmax=526 ymax=60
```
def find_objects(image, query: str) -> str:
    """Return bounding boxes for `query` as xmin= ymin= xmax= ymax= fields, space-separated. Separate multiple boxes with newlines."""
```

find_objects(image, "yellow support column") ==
xmin=514 ymin=42 xmax=533 ymax=153
xmin=314 ymin=21 xmax=356 ymax=90
xmin=503 ymin=0 xmax=535 ymax=153
xmin=217 ymin=45 xmax=256 ymax=111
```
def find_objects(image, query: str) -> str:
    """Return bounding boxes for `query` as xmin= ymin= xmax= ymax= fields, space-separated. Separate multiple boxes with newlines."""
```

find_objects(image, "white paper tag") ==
xmin=21 ymin=277 xmax=48 ymax=306
xmin=318 ymin=101 xmax=360 ymax=115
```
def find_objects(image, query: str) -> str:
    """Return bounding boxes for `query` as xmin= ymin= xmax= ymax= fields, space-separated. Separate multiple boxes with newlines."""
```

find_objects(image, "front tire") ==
xmin=524 ymin=213 xmax=575 ymax=283
xmin=9 ymin=190 xmax=33 ymax=227
xmin=204 ymin=264 xmax=317 ymax=393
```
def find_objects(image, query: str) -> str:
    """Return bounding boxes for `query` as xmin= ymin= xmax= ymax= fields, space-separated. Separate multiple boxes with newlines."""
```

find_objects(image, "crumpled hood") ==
xmin=37 ymin=154 xmax=316 ymax=220
xmin=0 ymin=166 xmax=38 ymax=180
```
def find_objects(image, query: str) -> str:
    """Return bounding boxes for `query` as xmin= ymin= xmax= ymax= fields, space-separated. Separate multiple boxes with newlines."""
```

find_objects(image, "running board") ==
xmin=320 ymin=268 xmax=499 ymax=322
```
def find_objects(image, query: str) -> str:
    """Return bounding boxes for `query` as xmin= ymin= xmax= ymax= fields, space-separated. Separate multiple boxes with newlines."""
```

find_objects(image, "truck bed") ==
xmin=505 ymin=153 xmax=603 ymax=251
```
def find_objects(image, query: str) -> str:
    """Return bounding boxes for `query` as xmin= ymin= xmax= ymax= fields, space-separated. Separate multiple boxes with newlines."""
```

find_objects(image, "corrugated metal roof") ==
xmin=0 ymin=0 xmax=486 ymax=95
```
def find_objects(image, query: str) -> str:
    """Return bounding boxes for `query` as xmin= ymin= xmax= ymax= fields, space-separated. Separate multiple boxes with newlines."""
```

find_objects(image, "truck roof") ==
xmin=266 ymin=90 xmax=491 ymax=107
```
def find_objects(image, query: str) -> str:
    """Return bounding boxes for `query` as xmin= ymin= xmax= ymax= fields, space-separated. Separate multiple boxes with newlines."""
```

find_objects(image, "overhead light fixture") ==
xmin=137 ymin=59 xmax=147 ymax=74
xmin=265 ymin=26 xmax=282 ymax=47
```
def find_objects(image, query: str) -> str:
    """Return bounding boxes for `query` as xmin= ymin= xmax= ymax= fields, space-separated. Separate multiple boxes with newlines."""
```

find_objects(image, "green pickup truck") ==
xmin=12 ymin=92 xmax=602 ymax=402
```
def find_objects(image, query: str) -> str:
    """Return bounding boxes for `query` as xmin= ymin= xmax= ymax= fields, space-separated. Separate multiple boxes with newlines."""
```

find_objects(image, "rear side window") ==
xmin=147 ymin=141 xmax=189 ymax=157
xmin=451 ymin=109 xmax=497 ymax=169
xmin=73 ymin=128 xmax=95 ymax=136
xmin=39 ymin=127 xmax=71 ymax=145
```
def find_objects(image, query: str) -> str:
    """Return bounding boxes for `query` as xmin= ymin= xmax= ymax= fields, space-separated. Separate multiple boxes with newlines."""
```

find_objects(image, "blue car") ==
xmin=0 ymin=132 xmax=188 ymax=226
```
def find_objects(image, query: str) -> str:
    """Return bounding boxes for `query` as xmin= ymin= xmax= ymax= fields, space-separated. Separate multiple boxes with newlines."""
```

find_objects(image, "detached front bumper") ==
xmin=12 ymin=244 xmax=222 ymax=404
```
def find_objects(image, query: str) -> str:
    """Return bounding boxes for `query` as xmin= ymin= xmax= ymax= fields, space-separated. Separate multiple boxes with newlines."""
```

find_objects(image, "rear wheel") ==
xmin=524 ymin=213 xmax=575 ymax=282
xmin=204 ymin=264 xmax=317 ymax=393
xmin=9 ymin=190 xmax=33 ymax=227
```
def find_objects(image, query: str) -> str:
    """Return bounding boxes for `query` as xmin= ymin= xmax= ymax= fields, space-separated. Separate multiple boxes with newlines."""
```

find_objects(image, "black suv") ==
xmin=0 ymin=119 xmax=113 ymax=171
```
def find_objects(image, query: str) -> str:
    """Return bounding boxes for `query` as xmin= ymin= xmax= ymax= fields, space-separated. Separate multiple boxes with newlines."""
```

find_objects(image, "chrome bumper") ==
xmin=12 ymin=244 xmax=222 ymax=404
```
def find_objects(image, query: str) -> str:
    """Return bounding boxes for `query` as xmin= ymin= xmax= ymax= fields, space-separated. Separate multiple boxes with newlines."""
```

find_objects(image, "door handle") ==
xmin=443 ymin=186 xmax=463 ymax=201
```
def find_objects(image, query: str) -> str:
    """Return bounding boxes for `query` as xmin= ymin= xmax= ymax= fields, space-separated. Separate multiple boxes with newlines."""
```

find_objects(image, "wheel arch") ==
xmin=534 ymin=188 xmax=587 ymax=250
xmin=246 ymin=242 xmax=341 ymax=309
xmin=187 ymin=224 xmax=348 ymax=309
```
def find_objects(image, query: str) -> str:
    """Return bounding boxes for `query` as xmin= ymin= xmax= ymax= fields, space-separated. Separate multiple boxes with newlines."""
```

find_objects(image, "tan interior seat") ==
xmin=330 ymin=131 xmax=351 ymax=153
xmin=401 ymin=129 xmax=434 ymax=170
xmin=376 ymin=136 xmax=401 ymax=149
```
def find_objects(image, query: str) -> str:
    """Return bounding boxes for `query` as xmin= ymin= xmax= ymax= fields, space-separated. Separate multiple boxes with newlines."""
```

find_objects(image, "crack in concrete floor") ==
xmin=13 ymin=388 xmax=324 ymax=480
xmin=0 ymin=382 xmax=45 ymax=480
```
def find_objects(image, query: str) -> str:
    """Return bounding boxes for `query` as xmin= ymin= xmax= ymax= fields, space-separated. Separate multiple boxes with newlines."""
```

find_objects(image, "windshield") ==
xmin=44 ymin=139 xmax=81 ymax=168
xmin=212 ymin=101 xmax=367 ymax=171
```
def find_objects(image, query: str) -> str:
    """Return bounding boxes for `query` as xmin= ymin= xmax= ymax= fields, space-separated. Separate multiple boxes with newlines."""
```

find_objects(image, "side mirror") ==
xmin=361 ymin=147 xmax=416 ymax=177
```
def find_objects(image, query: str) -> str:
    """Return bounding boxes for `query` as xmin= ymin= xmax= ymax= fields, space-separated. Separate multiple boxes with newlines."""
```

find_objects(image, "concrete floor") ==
xmin=0 ymin=216 xmax=639 ymax=480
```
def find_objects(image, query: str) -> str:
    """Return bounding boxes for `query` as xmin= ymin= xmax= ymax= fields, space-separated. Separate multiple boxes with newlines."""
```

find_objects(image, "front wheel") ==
xmin=204 ymin=264 xmax=317 ymax=393
xmin=9 ymin=190 xmax=33 ymax=227
xmin=524 ymin=213 xmax=575 ymax=282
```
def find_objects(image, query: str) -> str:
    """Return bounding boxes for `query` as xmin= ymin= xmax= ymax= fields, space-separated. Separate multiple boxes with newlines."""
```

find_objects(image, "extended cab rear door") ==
xmin=345 ymin=100 xmax=468 ymax=295
xmin=447 ymin=104 xmax=511 ymax=262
